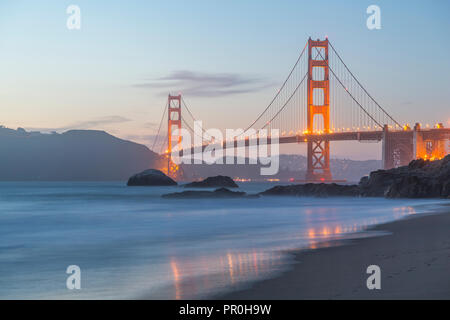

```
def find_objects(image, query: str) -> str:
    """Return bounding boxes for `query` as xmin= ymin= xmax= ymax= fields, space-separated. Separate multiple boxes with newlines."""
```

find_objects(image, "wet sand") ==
xmin=219 ymin=207 xmax=450 ymax=299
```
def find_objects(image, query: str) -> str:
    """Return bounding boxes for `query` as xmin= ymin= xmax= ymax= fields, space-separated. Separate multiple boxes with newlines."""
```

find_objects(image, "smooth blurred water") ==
xmin=0 ymin=182 xmax=444 ymax=299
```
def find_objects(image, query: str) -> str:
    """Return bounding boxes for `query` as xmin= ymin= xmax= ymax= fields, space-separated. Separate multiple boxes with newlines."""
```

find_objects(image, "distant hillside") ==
xmin=279 ymin=154 xmax=382 ymax=182
xmin=0 ymin=127 xmax=161 ymax=181
xmin=181 ymin=155 xmax=382 ymax=182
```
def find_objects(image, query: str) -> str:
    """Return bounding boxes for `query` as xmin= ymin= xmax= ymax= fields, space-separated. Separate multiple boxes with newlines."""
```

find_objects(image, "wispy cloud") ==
xmin=123 ymin=134 xmax=166 ymax=151
xmin=25 ymin=116 xmax=131 ymax=133
xmin=133 ymin=70 xmax=273 ymax=97
xmin=143 ymin=121 xmax=159 ymax=129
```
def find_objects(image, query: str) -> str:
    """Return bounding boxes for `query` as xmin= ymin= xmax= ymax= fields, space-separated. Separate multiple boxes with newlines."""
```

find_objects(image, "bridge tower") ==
xmin=167 ymin=94 xmax=182 ymax=176
xmin=306 ymin=38 xmax=332 ymax=181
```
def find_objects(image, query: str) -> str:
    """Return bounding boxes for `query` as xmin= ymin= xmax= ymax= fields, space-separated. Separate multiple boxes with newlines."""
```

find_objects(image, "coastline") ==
xmin=216 ymin=203 xmax=450 ymax=299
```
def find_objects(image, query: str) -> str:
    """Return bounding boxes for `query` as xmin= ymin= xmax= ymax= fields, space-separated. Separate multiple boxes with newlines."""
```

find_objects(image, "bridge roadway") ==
xmin=172 ymin=128 xmax=450 ymax=157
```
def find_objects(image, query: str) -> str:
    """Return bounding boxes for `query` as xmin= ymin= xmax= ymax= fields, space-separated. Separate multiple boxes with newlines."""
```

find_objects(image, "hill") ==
xmin=0 ymin=127 xmax=161 ymax=181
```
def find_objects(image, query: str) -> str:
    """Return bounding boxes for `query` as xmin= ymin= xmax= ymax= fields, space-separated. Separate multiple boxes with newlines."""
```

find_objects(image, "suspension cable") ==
xmin=181 ymin=115 xmax=206 ymax=142
xmin=314 ymin=47 xmax=383 ymax=128
xmin=151 ymin=101 xmax=168 ymax=151
xmin=259 ymin=49 xmax=321 ymax=131
xmin=181 ymin=96 xmax=211 ymax=139
xmin=181 ymin=97 xmax=197 ymax=122
xmin=262 ymin=72 xmax=308 ymax=129
xmin=328 ymin=41 xmax=401 ymax=127
xmin=243 ymin=40 xmax=308 ymax=132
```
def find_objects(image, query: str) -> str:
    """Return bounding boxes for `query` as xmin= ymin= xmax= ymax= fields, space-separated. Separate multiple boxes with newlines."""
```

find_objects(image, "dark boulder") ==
xmin=183 ymin=175 xmax=239 ymax=188
xmin=127 ymin=169 xmax=177 ymax=186
xmin=260 ymin=183 xmax=360 ymax=197
xmin=162 ymin=187 xmax=249 ymax=199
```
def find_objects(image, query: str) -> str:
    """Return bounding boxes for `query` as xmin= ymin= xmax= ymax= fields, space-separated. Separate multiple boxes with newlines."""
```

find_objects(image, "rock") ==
xmin=127 ymin=169 xmax=177 ymax=186
xmin=360 ymin=154 xmax=450 ymax=198
xmin=260 ymin=183 xmax=360 ymax=197
xmin=183 ymin=175 xmax=239 ymax=188
xmin=359 ymin=169 xmax=397 ymax=197
xmin=162 ymin=187 xmax=249 ymax=199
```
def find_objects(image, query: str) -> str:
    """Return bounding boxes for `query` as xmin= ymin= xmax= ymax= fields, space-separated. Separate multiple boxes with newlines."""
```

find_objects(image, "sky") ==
xmin=1 ymin=0 xmax=449 ymax=160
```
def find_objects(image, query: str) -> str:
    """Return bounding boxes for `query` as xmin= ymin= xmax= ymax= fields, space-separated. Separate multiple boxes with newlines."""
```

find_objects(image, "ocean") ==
xmin=0 ymin=182 xmax=444 ymax=299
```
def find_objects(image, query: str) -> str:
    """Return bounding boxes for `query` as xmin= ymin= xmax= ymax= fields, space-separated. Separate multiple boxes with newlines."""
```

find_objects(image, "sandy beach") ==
xmin=219 ymin=205 xmax=450 ymax=299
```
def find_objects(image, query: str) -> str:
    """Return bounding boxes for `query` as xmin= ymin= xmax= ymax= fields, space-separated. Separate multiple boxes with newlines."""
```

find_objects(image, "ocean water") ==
xmin=0 ymin=182 xmax=444 ymax=299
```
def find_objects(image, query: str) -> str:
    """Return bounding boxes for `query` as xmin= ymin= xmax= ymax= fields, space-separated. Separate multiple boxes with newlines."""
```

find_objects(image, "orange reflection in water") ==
xmin=170 ymin=259 xmax=181 ymax=300
xmin=227 ymin=253 xmax=235 ymax=284
xmin=305 ymin=205 xmax=417 ymax=248
xmin=393 ymin=206 xmax=416 ymax=218
xmin=169 ymin=250 xmax=283 ymax=299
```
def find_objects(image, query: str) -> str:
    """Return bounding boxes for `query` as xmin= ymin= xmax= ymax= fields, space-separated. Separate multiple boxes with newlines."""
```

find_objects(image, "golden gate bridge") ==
xmin=152 ymin=37 xmax=450 ymax=181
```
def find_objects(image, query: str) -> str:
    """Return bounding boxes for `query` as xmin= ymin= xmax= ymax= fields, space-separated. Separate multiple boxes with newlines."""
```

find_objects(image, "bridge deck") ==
xmin=166 ymin=128 xmax=450 ymax=156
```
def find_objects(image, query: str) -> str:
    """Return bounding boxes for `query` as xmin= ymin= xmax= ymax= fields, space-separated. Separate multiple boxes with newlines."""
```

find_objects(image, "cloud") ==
xmin=123 ymin=134 xmax=166 ymax=151
xmin=25 ymin=116 xmax=131 ymax=133
xmin=143 ymin=121 xmax=159 ymax=129
xmin=133 ymin=70 xmax=273 ymax=97
xmin=123 ymin=133 xmax=160 ymax=142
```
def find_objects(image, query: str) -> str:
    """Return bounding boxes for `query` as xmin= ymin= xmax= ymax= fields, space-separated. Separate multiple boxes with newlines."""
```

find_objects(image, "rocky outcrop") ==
xmin=183 ymin=175 xmax=239 ymax=188
xmin=360 ymin=155 xmax=450 ymax=198
xmin=259 ymin=155 xmax=450 ymax=199
xmin=127 ymin=169 xmax=177 ymax=186
xmin=162 ymin=187 xmax=249 ymax=199
xmin=358 ymin=171 xmax=396 ymax=197
xmin=260 ymin=183 xmax=360 ymax=197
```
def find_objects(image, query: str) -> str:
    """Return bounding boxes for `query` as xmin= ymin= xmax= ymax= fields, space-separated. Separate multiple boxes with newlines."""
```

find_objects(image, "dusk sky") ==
xmin=1 ymin=0 xmax=449 ymax=159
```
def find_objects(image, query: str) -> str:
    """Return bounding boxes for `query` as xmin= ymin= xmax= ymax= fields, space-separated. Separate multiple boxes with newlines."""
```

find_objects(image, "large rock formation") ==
xmin=183 ymin=175 xmax=239 ymax=188
xmin=360 ymin=155 xmax=450 ymax=198
xmin=127 ymin=169 xmax=177 ymax=186
xmin=162 ymin=187 xmax=248 ymax=199
xmin=260 ymin=183 xmax=360 ymax=197
xmin=258 ymin=155 xmax=450 ymax=199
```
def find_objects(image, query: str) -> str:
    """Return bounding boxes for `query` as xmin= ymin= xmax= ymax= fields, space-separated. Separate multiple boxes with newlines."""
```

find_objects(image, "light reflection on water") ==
xmin=162 ymin=205 xmax=418 ymax=300
xmin=166 ymin=250 xmax=285 ymax=300
xmin=0 ymin=182 xmax=439 ymax=300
